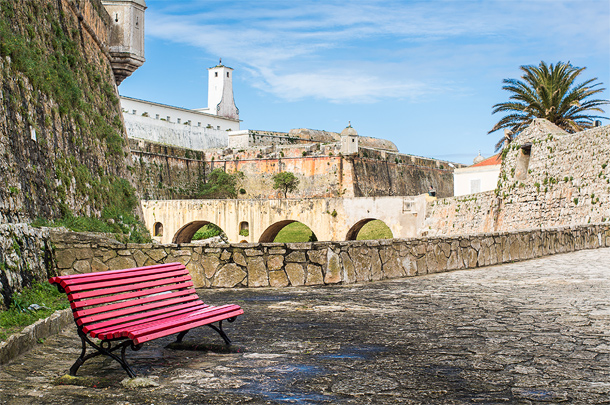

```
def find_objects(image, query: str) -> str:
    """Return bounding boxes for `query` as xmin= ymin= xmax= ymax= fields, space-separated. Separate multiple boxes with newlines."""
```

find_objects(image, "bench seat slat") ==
xmin=131 ymin=308 xmax=244 ymax=345
xmin=49 ymin=263 xmax=184 ymax=284
xmin=73 ymin=288 xmax=199 ymax=318
xmin=62 ymin=269 xmax=189 ymax=294
xmin=67 ymin=276 xmax=193 ymax=301
xmin=69 ymin=281 xmax=195 ymax=310
xmin=83 ymin=301 xmax=209 ymax=337
xmin=114 ymin=304 xmax=241 ymax=339
xmin=95 ymin=304 xmax=211 ymax=339
xmin=77 ymin=295 xmax=202 ymax=326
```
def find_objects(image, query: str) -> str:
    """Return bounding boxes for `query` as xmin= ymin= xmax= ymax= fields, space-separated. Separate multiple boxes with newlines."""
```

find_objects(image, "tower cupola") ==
xmin=340 ymin=122 xmax=359 ymax=155
xmin=102 ymin=0 xmax=147 ymax=84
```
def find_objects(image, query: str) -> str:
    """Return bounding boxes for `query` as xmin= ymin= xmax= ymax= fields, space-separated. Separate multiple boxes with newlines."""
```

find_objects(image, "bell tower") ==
xmin=102 ymin=0 xmax=147 ymax=84
xmin=206 ymin=60 xmax=239 ymax=120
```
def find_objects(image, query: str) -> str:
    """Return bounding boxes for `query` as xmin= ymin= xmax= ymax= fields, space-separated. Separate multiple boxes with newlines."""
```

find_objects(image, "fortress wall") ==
xmin=424 ymin=121 xmax=610 ymax=236
xmin=124 ymin=113 xmax=229 ymax=150
xmin=50 ymin=223 xmax=610 ymax=289
xmin=351 ymin=148 xmax=457 ymax=198
xmin=131 ymin=138 xmax=460 ymax=200
xmin=0 ymin=225 xmax=51 ymax=309
xmin=129 ymin=138 xmax=207 ymax=200
xmin=0 ymin=0 xmax=135 ymax=223
xmin=210 ymin=155 xmax=352 ymax=199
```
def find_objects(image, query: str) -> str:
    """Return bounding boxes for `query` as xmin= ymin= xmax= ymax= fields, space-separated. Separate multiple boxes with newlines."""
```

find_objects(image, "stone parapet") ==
xmin=0 ymin=225 xmax=52 ymax=309
xmin=50 ymin=224 xmax=610 ymax=289
xmin=424 ymin=121 xmax=610 ymax=236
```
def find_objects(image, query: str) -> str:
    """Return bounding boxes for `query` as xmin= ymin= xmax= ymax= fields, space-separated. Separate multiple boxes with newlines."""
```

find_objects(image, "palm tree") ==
xmin=489 ymin=61 xmax=609 ymax=151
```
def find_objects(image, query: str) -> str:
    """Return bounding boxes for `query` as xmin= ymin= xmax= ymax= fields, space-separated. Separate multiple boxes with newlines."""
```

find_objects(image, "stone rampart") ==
xmin=125 ymin=114 xmax=229 ymax=151
xmin=129 ymin=138 xmax=207 ymax=200
xmin=424 ymin=121 xmax=610 ymax=235
xmin=0 ymin=225 xmax=51 ymax=309
xmin=0 ymin=0 xmax=137 ymax=223
xmin=51 ymin=223 xmax=610 ymax=289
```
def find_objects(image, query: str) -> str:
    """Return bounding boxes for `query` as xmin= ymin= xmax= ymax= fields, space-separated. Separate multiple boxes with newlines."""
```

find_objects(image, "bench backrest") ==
xmin=49 ymin=263 xmax=202 ymax=334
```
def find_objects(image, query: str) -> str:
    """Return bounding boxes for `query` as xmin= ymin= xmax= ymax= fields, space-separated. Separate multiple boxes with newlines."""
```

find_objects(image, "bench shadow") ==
xmin=165 ymin=341 xmax=244 ymax=354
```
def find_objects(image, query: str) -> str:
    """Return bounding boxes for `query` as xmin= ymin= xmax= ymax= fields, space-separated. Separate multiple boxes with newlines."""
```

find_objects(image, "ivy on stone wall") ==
xmin=0 ymin=0 xmax=139 ymax=224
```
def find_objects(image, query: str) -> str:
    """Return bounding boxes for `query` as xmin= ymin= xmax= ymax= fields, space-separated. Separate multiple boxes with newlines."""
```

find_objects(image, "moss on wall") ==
xmin=0 ymin=0 xmax=138 ymax=223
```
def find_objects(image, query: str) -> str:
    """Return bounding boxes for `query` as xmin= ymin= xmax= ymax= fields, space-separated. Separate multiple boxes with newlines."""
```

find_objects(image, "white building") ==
xmin=120 ymin=61 xmax=240 ymax=150
xmin=453 ymin=153 xmax=501 ymax=196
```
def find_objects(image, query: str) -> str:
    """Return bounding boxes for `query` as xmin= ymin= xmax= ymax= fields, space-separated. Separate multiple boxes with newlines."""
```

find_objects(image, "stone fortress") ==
xmin=122 ymin=60 xmax=464 ymax=204
xmin=1 ymin=0 xmax=610 ymax=309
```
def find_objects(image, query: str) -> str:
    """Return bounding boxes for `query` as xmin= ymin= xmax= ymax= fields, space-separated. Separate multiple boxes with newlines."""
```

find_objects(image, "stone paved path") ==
xmin=1 ymin=248 xmax=610 ymax=404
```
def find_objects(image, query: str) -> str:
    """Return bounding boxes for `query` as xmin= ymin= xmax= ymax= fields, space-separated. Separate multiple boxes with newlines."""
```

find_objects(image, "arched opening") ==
xmin=153 ymin=222 xmax=163 ymax=237
xmin=239 ymin=221 xmax=249 ymax=237
xmin=173 ymin=221 xmax=226 ymax=244
xmin=259 ymin=220 xmax=318 ymax=243
xmin=346 ymin=219 xmax=393 ymax=241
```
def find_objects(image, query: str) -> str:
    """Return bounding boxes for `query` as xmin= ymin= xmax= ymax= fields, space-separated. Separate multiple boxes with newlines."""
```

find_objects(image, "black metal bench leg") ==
xmin=69 ymin=330 xmax=89 ymax=376
xmin=69 ymin=329 xmax=140 ymax=378
xmin=208 ymin=321 xmax=231 ymax=345
xmin=176 ymin=330 xmax=189 ymax=343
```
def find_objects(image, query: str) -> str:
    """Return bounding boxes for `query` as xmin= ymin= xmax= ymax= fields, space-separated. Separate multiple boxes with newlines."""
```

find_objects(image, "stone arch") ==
xmin=153 ymin=222 xmax=163 ymax=237
xmin=345 ymin=218 xmax=393 ymax=241
xmin=173 ymin=220 xmax=225 ymax=244
xmin=258 ymin=220 xmax=318 ymax=243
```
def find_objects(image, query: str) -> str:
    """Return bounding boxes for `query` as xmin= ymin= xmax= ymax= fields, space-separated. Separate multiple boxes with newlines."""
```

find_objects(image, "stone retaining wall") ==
xmin=51 ymin=223 xmax=610 ymax=289
xmin=0 ymin=225 xmax=52 ymax=309
xmin=424 ymin=120 xmax=610 ymax=236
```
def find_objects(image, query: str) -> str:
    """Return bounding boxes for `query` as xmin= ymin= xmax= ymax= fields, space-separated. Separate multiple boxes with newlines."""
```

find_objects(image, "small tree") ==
xmin=272 ymin=171 xmax=299 ymax=198
xmin=197 ymin=168 xmax=243 ymax=199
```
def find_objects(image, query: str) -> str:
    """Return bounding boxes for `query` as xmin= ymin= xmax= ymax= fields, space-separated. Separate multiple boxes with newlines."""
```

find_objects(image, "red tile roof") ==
xmin=471 ymin=154 xmax=501 ymax=167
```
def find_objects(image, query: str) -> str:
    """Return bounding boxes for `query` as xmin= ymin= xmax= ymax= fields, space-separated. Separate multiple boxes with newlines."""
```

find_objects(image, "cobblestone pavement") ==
xmin=1 ymin=248 xmax=610 ymax=404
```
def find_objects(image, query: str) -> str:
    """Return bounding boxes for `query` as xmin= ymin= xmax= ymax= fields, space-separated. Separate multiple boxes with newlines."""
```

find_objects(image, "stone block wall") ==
xmin=0 ymin=225 xmax=51 ymax=309
xmin=425 ymin=120 xmax=610 ymax=236
xmin=129 ymin=138 xmax=207 ymax=200
xmin=0 ymin=0 xmax=137 ymax=223
xmin=51 ymin=223 xmax=610 ymax=289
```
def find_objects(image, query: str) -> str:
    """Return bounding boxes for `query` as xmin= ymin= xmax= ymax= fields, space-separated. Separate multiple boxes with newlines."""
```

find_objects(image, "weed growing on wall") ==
xmin=0 ymin=1 xmax=141 ymax=225
xmin=0 ymin=283 xmax=69 ymax=341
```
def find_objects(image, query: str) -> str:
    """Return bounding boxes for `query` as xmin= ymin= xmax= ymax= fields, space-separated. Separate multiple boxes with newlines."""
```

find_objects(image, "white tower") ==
xmin=205 ymin=60 xmax=239 ymax=120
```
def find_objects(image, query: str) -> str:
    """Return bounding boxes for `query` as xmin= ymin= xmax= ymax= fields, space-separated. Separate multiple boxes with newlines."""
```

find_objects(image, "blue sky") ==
xmin=119 ymin=0 xmax=610 ymax=165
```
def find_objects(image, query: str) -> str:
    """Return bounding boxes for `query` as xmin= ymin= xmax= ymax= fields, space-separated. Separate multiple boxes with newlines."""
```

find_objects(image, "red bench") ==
xmin=49 ymin=262 xmax=243 ymax=378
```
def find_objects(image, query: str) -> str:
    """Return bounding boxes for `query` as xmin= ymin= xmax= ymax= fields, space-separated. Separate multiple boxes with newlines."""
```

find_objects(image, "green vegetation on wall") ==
xmin=0 ymin=282 xmax=69 ymax=342
xmin=0 ymin=0 xmax=142 ymax=228
xmin=197 ymin=169 xmax=244 ymax=199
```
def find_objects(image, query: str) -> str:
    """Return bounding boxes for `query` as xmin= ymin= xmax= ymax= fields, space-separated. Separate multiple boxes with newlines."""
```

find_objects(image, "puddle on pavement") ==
xmin=318 ymin=345 xmax=385 ymax=360
xmin=234 ymin=360 xmax=330 ymax=403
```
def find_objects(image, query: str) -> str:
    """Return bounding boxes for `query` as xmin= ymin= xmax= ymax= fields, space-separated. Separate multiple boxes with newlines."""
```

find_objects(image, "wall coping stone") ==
xmin=0 ymin=309 xmax=73 ymax=365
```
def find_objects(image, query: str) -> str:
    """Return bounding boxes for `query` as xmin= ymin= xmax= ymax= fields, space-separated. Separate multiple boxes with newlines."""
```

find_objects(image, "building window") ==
xmin=198 ymin=122 xmax=201 ymax=127
xmin=217 ymin=126 xmax=220 ymax=130
xmin=227 ymin=72 xmax=230 ymax=78
xmin=155 ymin=114 xmax=159 ymax=120
xmin=177 ymin=118 xmax=181 ymax=124
xmin=132 ymin=110 xmax=136 ymax=114
xmin=215 ymin=72 xmax=218 ymax=77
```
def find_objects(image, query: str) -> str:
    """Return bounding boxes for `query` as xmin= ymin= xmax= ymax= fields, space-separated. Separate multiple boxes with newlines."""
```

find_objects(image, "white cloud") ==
xmin=145 ymin=0 xmax=610 ymax=103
